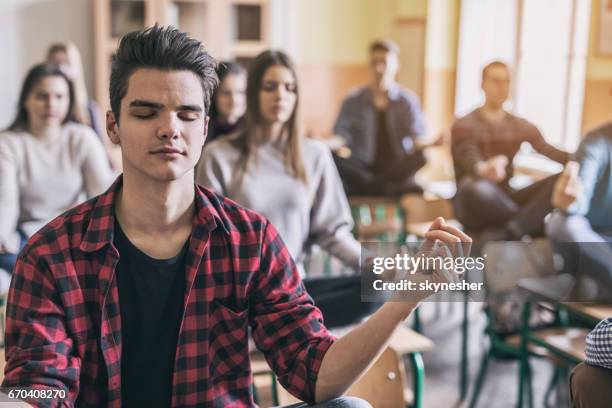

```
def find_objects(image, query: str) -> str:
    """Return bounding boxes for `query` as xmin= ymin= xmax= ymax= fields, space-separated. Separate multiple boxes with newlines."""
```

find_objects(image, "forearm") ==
xmin=531 ymin=132 xmax=570 ymax=164
xmin=314 ymin=301 xmax=416 ymax=402
xmin=452 ymin=140 xmax=482 ymax=178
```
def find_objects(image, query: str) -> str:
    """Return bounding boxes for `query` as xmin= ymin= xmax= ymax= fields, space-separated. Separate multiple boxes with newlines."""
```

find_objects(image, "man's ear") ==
xmin=106 ymin=111 xmax=120 ymax=145
xmin=203 ymin=115 xmax=209 ymax=146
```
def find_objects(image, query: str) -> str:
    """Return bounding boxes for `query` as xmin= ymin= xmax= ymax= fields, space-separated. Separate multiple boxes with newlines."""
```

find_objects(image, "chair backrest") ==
xmin=483 ymin=239 xmax=557 ymax=296
xmin=482 ymin=238 xmax=558 ymax=334
xmin=346 ymin=347 xmax=407 ymax=408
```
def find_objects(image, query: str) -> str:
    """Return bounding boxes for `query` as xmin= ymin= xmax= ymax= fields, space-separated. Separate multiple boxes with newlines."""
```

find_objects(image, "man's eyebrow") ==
xmin=176 ymin=105 xmax=203 ymax=112
xmin=128 ymin=100 xmax=202 ymax=112
xmin=129 ymin=100 xmax=163 ymax=109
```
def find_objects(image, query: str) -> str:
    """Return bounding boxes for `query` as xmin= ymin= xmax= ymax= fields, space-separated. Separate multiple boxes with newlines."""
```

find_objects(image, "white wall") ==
xmin=0 ymin=0 xmax=94 ymax=128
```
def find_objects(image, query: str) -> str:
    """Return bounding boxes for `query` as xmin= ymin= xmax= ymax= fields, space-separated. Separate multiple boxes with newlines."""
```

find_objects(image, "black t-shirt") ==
xmin=372 ymin=109 xmax=395 ymax=173
xmin=114 ymin=221 xmax=188 ymax=408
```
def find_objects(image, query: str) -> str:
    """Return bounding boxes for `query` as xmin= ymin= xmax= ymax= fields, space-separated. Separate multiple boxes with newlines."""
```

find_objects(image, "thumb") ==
xmin=565 ymin=161 xmax=579 ymax=177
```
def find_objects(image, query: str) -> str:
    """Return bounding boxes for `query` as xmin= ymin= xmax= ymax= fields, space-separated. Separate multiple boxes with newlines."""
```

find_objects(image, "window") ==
xmin=456 ymin=0 xmax=591 ymax=150
xmin=234 ymin=4 xmax=262 ymax=41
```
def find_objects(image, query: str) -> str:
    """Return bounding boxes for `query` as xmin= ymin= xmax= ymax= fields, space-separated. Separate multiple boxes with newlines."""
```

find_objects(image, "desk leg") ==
xmin=409 ymin=352 xmax=425 ymax=408
xmin=518 ymin=299 xmax=533 ymax=408
xmin=271 ymin=374 xmax=279 ymax=406
xmin=412 ymin=308 xmax=422 ymax=333
xmin=460 ymin=289 xmax=469 ymax=401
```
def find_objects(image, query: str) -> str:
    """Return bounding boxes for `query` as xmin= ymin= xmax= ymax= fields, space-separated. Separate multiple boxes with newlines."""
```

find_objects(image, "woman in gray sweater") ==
xmin=197 ymin=51 xmax=374 ymax=327
xmin=0 ymin=64 xmax=114 ymax=278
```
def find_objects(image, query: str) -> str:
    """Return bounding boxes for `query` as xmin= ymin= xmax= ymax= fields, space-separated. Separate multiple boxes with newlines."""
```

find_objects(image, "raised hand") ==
xmin=476 ymin=155 xmax=508 ymax=183
xmin=552 ymin=161 xmax=582 ymax=210
xmin=389 ymin=217 xmax=473 ymax=304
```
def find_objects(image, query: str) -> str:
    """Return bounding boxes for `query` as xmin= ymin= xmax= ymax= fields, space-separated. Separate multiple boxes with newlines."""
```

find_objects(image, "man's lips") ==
xmin=151 ymin=146 xmax=184 ymax=155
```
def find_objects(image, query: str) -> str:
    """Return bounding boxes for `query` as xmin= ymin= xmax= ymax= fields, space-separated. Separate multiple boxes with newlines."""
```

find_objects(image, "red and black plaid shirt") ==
xmin=2 ymin=177 xmax=335 ymax=407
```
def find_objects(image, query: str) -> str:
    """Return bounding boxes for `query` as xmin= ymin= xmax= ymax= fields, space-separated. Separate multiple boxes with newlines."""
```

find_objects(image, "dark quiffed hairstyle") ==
xmin=482 ymin=60 xmax=510 ymax=82
xmin=8 ymin=63 xmax=76 ymax=131
xmin=209 ymin=61 xmax=246 ymax=120
xmin=109 ymin=24 xmax=218 ymax=121
xmin=369 ymin=39 xmax=400 ymax=56
xmin=232 ymin=50 xmax=306 ymax=187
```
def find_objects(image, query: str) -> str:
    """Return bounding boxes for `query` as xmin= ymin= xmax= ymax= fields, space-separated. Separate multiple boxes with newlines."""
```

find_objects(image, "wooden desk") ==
xmin=516 ymin=277 xmax=610 ymax=407
xmin=562 ymin=303 xmax=612 ymax=325
xmin=530 ymin=327 xmax=589 ymax=364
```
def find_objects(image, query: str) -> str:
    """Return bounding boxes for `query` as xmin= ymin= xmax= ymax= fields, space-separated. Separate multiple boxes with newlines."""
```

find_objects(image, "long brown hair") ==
xmin=8 ymin=63 xmax=76 ymax=132
xmin=232 ymin=50 xmax=306 ymax=188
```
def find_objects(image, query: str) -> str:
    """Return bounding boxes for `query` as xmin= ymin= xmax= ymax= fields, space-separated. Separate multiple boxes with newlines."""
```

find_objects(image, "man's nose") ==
xmin=157 ymin=114 xmax=180 ymax=139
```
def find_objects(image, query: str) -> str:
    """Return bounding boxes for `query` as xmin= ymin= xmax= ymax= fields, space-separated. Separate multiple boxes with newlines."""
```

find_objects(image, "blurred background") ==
xmin=2 ymin=0 xmax=611 ymax=159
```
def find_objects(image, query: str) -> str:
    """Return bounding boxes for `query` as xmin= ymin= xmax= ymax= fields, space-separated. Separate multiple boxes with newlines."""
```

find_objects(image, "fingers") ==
xmin=437 ymin=222 xmax=473 ymax=257
xmin=427 ymin=217 xmax=445 ymax=231
xmin=424 ymin=229 xmax=464 ymax=258
xmin=424 ymin=219 xmax=472 ymax=259
xmin=421 ymin=217 xmax=445 ymax=252
xmin=438 ymin=223 xmax=471 ymax=242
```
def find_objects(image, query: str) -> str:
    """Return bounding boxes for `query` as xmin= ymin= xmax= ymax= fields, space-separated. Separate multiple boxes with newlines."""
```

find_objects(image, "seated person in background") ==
xmin=47 ymin=43 xmax=105 ymax=139
xmin=203 ymin=60 xmax=246 ymax=144
xmin=546 ymin=123 xmax=612 ymax=300
xmin=198 ymin=50 xmax=372 ymax=327
xmin=0 ymin=63 xmax=113 ymax=279
xmin=570 ymin=317 xmax=612 ymax=408
xmin=332 ymin=39 xmax=441 ymax=197
xmin=2 ymin=26 xmax=471 ymax=407
xmin=47 ymin=42 xmax=122 ymax=171
xmin=451 ymin=60 xmax=571 ymax=240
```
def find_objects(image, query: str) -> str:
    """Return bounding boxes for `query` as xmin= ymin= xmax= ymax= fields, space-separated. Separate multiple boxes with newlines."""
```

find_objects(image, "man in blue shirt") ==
xmin=546 ymin=123 xmax=612 ymax=301
xmin=332 ymin=39 xmax=440 ymax=196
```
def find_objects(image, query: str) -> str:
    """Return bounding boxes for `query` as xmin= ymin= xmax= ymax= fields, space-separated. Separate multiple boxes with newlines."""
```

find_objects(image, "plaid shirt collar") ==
xmin=79 ymin=175 xmax=230 ymax=254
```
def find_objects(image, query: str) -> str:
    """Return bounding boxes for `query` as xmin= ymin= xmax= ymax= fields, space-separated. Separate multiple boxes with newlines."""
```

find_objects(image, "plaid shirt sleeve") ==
xmin=585 ymin=317 xmax=612 ymax=369
xmin=249 ymin=221 xmax=336 ymax=404
xmin=2 ymin=246 xmax=80 ymax=407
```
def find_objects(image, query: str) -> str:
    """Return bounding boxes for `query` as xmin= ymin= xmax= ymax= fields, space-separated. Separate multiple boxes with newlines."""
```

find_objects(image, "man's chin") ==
xmin=144 ymin=168 xmax=192 ymax=183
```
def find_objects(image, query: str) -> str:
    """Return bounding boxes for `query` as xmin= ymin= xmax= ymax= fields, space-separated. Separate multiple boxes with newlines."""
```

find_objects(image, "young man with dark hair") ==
xmin=2 ymin=26 xmax=469 ymax=407
xmin=332 ymin=39 xmax=440 ymax=196
xmin=451 ymin=61 xmax=571 ymax=240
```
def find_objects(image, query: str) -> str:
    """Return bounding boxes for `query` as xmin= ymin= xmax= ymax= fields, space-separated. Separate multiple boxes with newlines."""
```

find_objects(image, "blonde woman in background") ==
xmin=47 ymin=42 xmax=122 ymax=170
xmin=198 ymin=50 xmax=380 ymax=327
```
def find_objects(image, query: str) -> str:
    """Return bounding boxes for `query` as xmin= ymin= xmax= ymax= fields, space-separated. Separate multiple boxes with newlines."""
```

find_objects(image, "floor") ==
xmin=412 ymin=302 xmax=568 ymax=408
xmin=254 ymin=301 xmax=571 ymax=408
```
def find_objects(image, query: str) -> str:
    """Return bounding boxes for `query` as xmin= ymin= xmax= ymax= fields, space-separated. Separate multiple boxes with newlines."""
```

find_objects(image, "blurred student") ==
xmin=570 ymin=317 xmax=612 ymax=408
xmin=198 ymin=50 xmax=371 ymax=327
xmin=333 ymin=39 xmax=440 ymax=196
xmin=47 ymin=43 xmax=104 ymax=138
xmin=205 ymin=61 xmax=246 ymax=143
xmin=546 ymin=123 xmax=612 ymax=300
xmin=451 ymin=61 xmax=571 ymax=240
xmin=0 ymin=63 xmax=113 ymax=280
xmin=47 ymin=42 xmax=122 ymax=170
